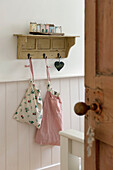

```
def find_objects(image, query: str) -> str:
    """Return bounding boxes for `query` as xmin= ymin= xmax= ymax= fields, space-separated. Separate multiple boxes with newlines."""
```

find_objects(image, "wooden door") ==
xmin=85 ymin=0 xmax=113 ymax=169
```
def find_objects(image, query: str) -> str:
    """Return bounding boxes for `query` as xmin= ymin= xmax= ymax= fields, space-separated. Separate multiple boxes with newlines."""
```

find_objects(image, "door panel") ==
xmin=99 ymin=141 xmax=113 ymax=170
xmin=96 ymin=0 xmax=113 ymax=75
xmin=85 ymin=0 xmax=113 ymax=170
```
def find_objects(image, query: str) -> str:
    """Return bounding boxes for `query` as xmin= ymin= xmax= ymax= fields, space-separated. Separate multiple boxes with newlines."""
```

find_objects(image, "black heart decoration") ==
xmin=54 ymin=61 xmax=64 ymax=71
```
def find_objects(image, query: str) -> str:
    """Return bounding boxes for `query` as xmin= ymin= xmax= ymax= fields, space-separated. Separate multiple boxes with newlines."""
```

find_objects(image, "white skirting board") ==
xmin=36 ymin=163 xmax=60 ymax=170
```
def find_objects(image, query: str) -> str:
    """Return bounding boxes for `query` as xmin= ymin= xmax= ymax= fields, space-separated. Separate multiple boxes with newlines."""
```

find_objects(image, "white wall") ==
xmin=0 ymin=0 xmax=84 ymax=82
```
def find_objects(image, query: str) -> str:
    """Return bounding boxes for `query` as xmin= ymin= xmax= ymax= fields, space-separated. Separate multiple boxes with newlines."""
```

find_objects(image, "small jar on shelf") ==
xmin=37 ymin=24 xmax=41 ymax=32
xmin=40 ymin=24 xmax=46 ymax=33
xmin=49 ymin=24 xmax=55 ymax=33
xmin=55 ymin=26 xmax=62 ymax=33
xmin=30 ymin=22 xmax=37 ymax=32
xmin=45 ymin=24 xmax=49 ymax=33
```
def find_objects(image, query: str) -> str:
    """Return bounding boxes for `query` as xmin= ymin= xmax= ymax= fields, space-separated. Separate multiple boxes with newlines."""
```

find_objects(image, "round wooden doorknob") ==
xmin=74 ymin=102 xmax=101 ymax=116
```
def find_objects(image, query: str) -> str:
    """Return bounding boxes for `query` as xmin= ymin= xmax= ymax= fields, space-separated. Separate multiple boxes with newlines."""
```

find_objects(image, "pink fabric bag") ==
xmin=35 ymin=59 xmax=62 ymax=146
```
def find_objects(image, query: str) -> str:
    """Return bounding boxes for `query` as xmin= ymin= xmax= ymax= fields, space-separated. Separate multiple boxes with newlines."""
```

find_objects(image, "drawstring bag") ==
xmin=13 ymin=58 xmax=43 ymax=129
xmin=35 ymin=59 xmax=62 ymax=145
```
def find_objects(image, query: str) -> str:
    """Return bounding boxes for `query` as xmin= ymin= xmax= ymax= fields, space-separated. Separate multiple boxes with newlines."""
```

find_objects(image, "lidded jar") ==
xmin=30 ymin=22 xmax=37 ymax=32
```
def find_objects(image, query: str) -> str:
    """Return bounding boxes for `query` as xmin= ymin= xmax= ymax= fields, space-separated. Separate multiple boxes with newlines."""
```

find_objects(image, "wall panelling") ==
xmin=0 ymin=76 xmax=84 ymax=170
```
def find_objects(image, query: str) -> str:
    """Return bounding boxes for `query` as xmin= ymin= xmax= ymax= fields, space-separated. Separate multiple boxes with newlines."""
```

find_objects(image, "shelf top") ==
xmin=13 ymin=34 xmax=80 ymax=38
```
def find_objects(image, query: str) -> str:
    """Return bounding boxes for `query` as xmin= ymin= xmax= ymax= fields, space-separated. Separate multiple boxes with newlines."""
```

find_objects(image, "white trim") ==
xmin=36 ymin=163 xmax=60 ymax=170
xmin=59 ymin=129 xmax=84 ymax=143
xmin=0 ymin=74 xmax=84 ymax=83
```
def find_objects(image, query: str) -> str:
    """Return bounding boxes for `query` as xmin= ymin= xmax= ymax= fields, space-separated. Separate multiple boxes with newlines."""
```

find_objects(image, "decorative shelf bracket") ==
xmin=14 ymin=34 xmax=79 ymax=59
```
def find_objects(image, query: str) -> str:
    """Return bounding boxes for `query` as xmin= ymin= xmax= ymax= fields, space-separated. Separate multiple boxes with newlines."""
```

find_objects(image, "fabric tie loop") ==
xmin=45 ymin=59 xmax=51 ymax=82
xmin=25 ymin=58 xmax=34 ymax=82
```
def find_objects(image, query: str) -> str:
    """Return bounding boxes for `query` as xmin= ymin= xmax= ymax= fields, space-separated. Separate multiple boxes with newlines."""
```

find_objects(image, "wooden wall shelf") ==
xmin=14 ymin=34 xmax=79 ymax=59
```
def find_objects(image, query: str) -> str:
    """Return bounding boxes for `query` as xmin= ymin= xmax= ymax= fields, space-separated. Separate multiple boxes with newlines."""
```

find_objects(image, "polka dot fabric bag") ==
xmin=13 ymin=58 xmax=43 ymax=129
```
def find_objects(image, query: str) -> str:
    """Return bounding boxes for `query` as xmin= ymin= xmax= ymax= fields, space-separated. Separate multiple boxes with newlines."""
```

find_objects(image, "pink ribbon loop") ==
xmin=25 ymin=59 xmax=34 ymax=82
xmin=25 ymin=65 xmax=30 ymax=67
xmin=46 ymin=66 xmax=51 ymax=68
xmin=45 ymin=59 xmax=51 ymax=82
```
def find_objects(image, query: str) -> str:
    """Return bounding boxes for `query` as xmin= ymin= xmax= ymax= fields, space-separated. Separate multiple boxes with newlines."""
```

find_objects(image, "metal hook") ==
xmin=27 ymin=53 xmax=31 ymax=59
xmin=57 ymin=53 xmax=61 ymax=62
xmin=54 ymin=53 xmax=64 ymax=71
xmin=43 ymin=53 xmax=47 ymax=59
